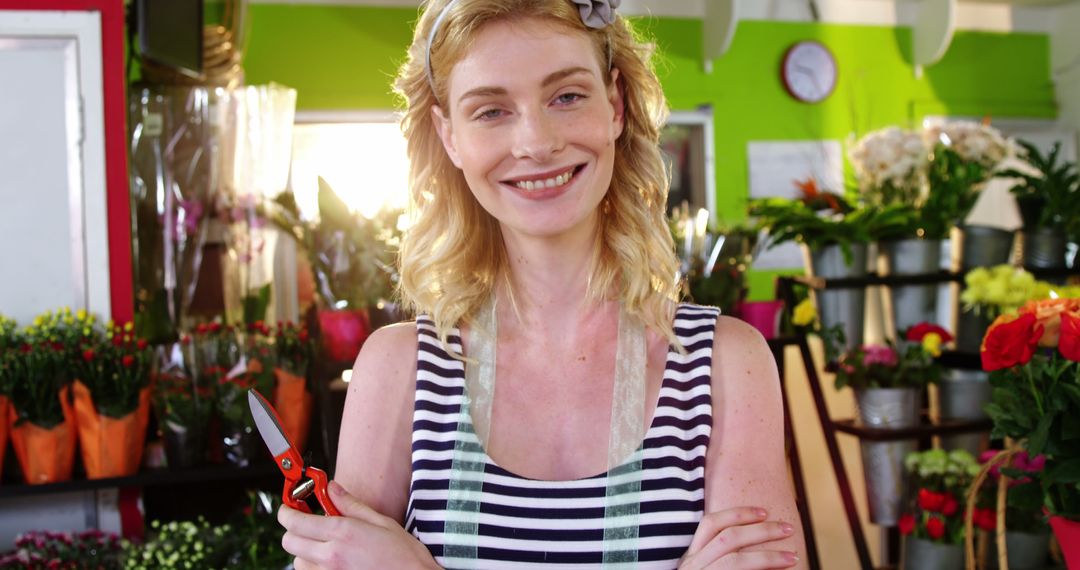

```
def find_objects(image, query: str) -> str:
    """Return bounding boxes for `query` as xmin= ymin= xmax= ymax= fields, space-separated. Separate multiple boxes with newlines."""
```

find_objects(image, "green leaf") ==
xmin=1046 ymin=459 xmax=1080 ymax=484
xmin=1029 ymin=413 xmax=1053 ymax=455
xmin=241 ymin=283 xmax=272 ymax=326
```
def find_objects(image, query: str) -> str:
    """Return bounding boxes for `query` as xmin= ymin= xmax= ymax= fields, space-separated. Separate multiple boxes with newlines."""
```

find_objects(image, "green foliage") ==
xmin=269 ymin=178 xmax=400 ymax=311
xmin=241 ymin=283 xmax=273 ymax=328
xmin=985 ymin=352 xmax=1080 ymax=519
xmin=921 ymin=145 xmax=990 ymax=239
xmin=0 ymin=529 xmax=125 ymax=568
xmin=1001 ymin=140 xmax=1080 ymax=233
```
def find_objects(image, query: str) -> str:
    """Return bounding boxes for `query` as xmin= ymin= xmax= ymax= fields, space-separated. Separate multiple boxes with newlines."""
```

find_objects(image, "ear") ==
xmin=608 ymin=68 xmax=625 ymax=139
xmin=431 ymin=105 xmax=463 ymax=169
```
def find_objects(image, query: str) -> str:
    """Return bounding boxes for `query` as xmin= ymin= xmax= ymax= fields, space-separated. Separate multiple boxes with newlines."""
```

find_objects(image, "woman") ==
xmin=278 ymin=0 xmax=806 ymax=568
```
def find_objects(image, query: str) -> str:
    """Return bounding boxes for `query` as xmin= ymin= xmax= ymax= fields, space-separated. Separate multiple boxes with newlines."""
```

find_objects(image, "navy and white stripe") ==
xmin=405 ymin=304 xmax=720 ymax=569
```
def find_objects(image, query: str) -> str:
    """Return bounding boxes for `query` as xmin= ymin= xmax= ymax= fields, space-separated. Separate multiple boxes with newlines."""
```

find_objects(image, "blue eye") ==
xmin=474 ymin=108 xmax=505 ymax=121
xmin=554 ymin=93 xmax=586 ymax=106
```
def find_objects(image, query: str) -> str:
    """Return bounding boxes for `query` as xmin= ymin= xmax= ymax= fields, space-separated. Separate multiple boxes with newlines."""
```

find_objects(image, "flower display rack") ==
xmin=772 ymin=267 xmax=1077 ymax=570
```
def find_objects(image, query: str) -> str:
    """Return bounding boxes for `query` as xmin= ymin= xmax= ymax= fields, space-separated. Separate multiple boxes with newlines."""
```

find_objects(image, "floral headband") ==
xmin=425 ymin=0 xmax=622 ymax=90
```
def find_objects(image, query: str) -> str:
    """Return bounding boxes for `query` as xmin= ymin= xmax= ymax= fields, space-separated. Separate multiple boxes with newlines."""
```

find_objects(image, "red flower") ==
xmin=180 ymin=334 xmax=192 ymax=345
xmin=942 ymin=494 xmax=958 ymax=516
xmin=209 ymin=322 xmax=222 ymax=333
xmin=1061 ymin=311 xmax=1080 ymax=362
xmin=136 ymin=338 xmax=148 ymax=350
xmin=112 ymin=334 xmax=123 ymax=346
xmin=906 ymin=322 xmax=954 ymax=343
xmin=195 ymin=323 xmax=208 ymax=335
xmin=82 ymin=349 xmax=95 ymax=362
xmin=122 ymin=354 xmax=135 ymax=368
xmin=918 ymin=488 xmax=946 ymax=512
xmin=981 ymin=313 xmax=1043 ymax=372
xmin=898 ymin=513 xmax=916 ymax=535
xmin=19 ymin=343 xmax=32 ymax=353
xmin=974 ymin=508 xmax=997 ymax=531
xmin=926 ymin=516 xmax=946 ymax=540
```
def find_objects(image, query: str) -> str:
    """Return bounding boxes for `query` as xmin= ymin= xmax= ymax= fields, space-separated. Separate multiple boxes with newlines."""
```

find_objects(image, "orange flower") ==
xmin=1019 ymin=298 xmax=1080 ymax=348
xmin=1061 ymin=311 xmax=1080 ymax=363
xmin=981 ymin=312 xmax=1043 ymax=372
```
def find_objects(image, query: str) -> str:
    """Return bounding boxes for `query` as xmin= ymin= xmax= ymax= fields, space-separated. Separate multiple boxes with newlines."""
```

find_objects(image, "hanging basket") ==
xmin=72 ymin=381 xmax=152 ymax=479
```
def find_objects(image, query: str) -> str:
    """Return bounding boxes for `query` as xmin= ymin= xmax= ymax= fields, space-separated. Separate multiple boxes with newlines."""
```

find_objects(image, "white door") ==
xmin=0 ymin=10 xmax=111 ymax=323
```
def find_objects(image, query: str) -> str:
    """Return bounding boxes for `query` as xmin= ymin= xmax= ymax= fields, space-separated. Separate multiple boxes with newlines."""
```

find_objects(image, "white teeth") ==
xmin=513 ymin=168 xmax=575 ymax=191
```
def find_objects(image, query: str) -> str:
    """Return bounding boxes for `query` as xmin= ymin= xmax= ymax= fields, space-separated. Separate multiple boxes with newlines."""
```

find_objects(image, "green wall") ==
xmin=244 ymin=5 xmax=1055 ymax=299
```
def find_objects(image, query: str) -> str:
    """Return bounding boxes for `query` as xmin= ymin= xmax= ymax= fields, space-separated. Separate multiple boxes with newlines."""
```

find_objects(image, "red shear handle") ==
xmin=305 ymin=466 xmax=341 ymax=516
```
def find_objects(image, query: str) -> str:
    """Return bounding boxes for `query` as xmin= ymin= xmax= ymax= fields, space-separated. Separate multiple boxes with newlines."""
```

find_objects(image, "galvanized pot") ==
xmin=807 ymin=243 xmax=868 ymax=349
xmin=902 ymin=536 xmax=964 ymax=570
xmin=959 ymin=225 xmax=1015 ymax=270
xmin=855 ymin=387 xmax=920 ymax=526
xmin=955 ymin=308 xmax=994 ymax=354
xmin=880 ymin=238 xmax=943 ymax=332
xmin=1023 ymin=228 xmax=1068 ymax=284
xmin=987 ymin=529 xmax=1051 ymax=570
xmin=938 ymin=370 xmax=991 ymax=455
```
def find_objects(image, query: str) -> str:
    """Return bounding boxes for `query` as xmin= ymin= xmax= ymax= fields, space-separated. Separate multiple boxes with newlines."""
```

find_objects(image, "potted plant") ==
xmin=270 ymin=321 xmax=314 ymax=454
xmin=957 ymin=265 xmax=1042 ymax=353
xmin=152 ymin=333 xmax=212 ymax=469
xmin=269 ymin=179 xmax=401 ymax=364
xmin=975 ymin=449 xmax=1051 ymax=570
xmin=829 ymin=323 xmax=946 ymax=525
xmin=898 ymin=449 xmax=981 ymax=569
xmin=72 ymin=318 xmax=154 ymax=479
xmin=752 ymin=180 xmax=913 ymax=348
xmin=2 ymin=309 xmax=78 ymax=484
xmin=0 ymin=313 xmax=17 ymax=482
xmin=980 ymin=297 xmax=1080 ymax=568
xmin=921 ymin=121 xmax=1013 ymax=270
xmin=0 ymin=529 xmax=125 ymax=568
xmin=1000 ymin=140 xmax=1080 ymax=272
xmin=849 ymin=126 xmax=946 ymax=332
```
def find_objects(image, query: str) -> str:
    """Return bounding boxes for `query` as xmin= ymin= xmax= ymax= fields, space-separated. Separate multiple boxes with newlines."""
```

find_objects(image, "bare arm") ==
xmin=333 ymin=322 xmax=418 ymax=523
xmin=702 ymin=315 xmax=807 ymax=567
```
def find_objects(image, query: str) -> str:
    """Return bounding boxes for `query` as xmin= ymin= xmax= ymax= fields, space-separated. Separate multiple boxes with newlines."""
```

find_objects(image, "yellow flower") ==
xmin=82 ymin=327 xmax=91 ymax=337
xmin=792 ymin=298 xmax=817 ymax=327
xmin=76 ymin=308 xmax=87 ymax=321
xmin=32 ymin=316 xmax=43 ymax=327
xmin=922 ymin=332 xmax=943 ymax=357
xmin=124 ymin=322 xmax=134 ymax=332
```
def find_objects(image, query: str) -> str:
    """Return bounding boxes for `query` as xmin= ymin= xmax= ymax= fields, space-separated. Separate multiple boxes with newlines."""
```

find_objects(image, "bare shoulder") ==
xmin=711 ymin=314 xmax=781 ymax=403
xmin=334 ymin=321 xmax=419 ymax=522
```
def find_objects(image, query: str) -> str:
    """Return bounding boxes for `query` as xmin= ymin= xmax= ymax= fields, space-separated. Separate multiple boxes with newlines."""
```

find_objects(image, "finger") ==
xmin=714 ymin=550 xmax=800 ymax=570
xmin=328 ymin=480 xmax=389 ymax=527
xmin=281 ymin=530 xmax=327 ymax=564
xmin=279 ymin=504 xmax=345 ymax=541
xmin=687 ymin=507 xmax=768 ymax=554
xmin=695 ymin=522 xmax=795 ymax=567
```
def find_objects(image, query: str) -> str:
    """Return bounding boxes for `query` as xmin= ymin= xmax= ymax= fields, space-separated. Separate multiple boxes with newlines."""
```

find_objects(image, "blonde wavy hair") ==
xmin=395 ymin=0 xmax=680 ymax=348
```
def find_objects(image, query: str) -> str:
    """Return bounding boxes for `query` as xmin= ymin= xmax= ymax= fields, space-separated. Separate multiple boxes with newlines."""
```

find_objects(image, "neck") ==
xmin=496 ymin=215 xmax=614 ymax=336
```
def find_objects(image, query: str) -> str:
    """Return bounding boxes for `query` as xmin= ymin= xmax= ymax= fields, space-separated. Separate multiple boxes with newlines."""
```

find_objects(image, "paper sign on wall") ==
xmin=747 ymin=140 xmax=844 ymax=269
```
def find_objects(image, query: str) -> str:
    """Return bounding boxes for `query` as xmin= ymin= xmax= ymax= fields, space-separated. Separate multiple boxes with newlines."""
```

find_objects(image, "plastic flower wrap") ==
xmin=899 ymin=449 xmax=981 ymax=544
xmin=849 ymin=127 xmax=929 ymax=206
xmin=980 ymin=294 xmax=1080 ymax=519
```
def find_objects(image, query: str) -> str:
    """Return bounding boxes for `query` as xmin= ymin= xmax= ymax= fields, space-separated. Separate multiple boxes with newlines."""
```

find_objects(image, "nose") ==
xmin=511 ymin=108 xmax=564 ymax=162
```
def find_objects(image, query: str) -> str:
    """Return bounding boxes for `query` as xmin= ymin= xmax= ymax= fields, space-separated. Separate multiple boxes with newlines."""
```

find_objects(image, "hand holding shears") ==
xmin=248 ymin=389 xmax=340 ymax=516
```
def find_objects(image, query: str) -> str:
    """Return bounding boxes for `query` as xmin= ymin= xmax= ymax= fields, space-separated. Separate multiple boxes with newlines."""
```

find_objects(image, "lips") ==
xmin=501 ymin=164 xmax=585 ymax=192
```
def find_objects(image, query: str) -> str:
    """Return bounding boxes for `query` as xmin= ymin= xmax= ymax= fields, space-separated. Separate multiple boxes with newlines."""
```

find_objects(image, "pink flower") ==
xmin=862 ymin=345 xmax=898 ymax=367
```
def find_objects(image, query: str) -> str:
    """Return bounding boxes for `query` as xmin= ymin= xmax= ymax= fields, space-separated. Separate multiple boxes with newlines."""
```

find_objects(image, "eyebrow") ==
xmin=457 ymin=66 xmax=595 ymax=105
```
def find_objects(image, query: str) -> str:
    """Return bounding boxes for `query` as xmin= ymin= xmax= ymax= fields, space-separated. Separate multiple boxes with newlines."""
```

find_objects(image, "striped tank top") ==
xmin=405 ymin=304 xmax=720 ymax=569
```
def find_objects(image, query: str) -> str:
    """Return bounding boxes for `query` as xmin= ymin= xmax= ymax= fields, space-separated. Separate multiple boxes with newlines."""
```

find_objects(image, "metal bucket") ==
xmin=960 ymin=225 xmax=1016 ymax=270
xmin=881 ymin=238 xmax=942 ymax=332
xmin=855 ymin=387 xmax=920 ymax=526
xmin=1023 ymin=228 xmax=1068 ymax=283
xmin=939 ymin=369 xmax=991 ymax=455
xmin=988 ymin=530 xmax=1052 ymax=570
xmin=955 ymin=308 xmax=994 ymax=354
xmin=902 ymin=536 xmax=964 ymax=570
xmin=808 ymin=243 xmax=867 ymax=349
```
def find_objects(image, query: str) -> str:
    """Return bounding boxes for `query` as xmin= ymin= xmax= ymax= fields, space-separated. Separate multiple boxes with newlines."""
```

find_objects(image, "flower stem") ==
xmin=1025 ymin=366 xmax=1044 ymax=416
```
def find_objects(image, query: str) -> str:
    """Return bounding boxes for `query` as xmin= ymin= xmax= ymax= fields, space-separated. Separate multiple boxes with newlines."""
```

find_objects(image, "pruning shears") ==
xmin=248 ymin=389 xmax=340 ymax=516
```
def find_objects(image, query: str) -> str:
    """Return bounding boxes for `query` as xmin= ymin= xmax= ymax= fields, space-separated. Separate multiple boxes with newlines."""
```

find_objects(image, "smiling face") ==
xmin=432 ymin=17 xmax=624 ymax=242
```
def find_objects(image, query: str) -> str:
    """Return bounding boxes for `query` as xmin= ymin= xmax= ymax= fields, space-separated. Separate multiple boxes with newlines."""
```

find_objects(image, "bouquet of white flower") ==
xmin=924 ymin=120 xmax=1010 ymax=171
xmin=849 ymin=127 xmax=929 ymax=206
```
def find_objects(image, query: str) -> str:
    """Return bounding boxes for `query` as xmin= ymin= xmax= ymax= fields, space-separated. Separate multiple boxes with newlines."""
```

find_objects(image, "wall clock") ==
xmin=781 ymin=40 xmax=837 ymax=103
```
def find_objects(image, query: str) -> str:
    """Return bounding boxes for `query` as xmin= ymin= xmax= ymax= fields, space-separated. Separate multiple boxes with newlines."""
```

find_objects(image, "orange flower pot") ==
xmin=273 ymin=368 xmax=313 ymax=454
xmin=9 ymin=385 xmax=77 ymax=485
xmin=73 ymin=381 xmax=152 ymax=479
xmin=0 ymin=395 xmax=9 ymax=483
